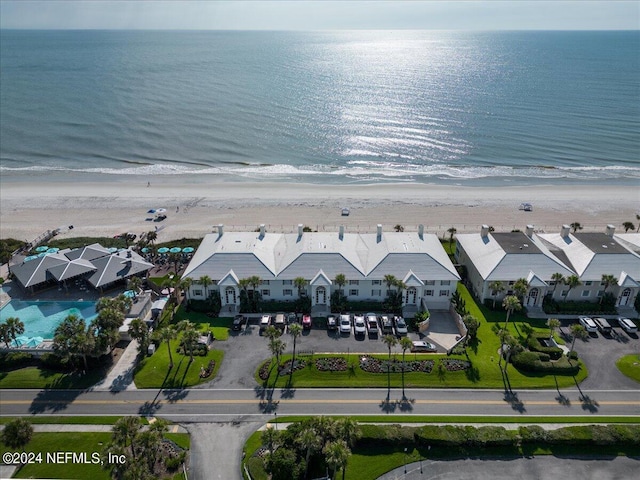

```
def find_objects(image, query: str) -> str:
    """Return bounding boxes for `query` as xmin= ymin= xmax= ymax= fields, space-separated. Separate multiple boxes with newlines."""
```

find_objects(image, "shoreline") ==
xmin=1 ymin=180 xmax=638 ymax=243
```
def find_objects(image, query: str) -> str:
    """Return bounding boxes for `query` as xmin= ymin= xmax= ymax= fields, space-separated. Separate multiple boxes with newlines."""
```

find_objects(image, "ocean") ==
xmin=1 ymin=30 xmax=638 ymax=186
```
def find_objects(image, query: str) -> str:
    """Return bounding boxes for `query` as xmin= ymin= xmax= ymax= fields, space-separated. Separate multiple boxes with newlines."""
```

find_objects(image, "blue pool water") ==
xmin=0 ymin=300 xmax=98 ymax=343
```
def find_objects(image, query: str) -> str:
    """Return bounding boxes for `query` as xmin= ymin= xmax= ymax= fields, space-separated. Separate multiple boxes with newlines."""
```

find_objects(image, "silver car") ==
xmin=394 ymin=316 xmax=408 ymax=336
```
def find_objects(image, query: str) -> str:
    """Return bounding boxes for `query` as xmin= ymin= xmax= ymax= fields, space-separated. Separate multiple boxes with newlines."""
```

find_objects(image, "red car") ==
xmin=302 ymin=315 xmax=312 ymax=330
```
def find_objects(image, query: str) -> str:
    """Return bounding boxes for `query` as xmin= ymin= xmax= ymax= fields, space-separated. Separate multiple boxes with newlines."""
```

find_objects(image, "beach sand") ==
xmin=1 ymin=180 xmax=638 ymax=244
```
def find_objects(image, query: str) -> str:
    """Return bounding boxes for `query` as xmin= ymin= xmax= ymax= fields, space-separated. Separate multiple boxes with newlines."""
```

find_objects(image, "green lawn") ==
xmin=616 ymin=354 xmax=640 ymax=383
xmin=173 ymin=308 xmax=232 ymax=341
xmin=134 ymin=336 xmax=224 ymax=389
xmin=272 ymin=415 xmax=640 ymax=424
xmin=0 ymin=416 xmax=149 ymax=425
xmin=254 ymin=284 xmax=587 ymax=389
xmin=0 ymin=366 xmax=104 ymax=389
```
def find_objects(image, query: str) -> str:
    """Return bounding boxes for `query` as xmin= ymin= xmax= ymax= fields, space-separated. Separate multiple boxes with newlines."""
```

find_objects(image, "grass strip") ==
xmin=616 ymin=354 xmax=640 ymax=383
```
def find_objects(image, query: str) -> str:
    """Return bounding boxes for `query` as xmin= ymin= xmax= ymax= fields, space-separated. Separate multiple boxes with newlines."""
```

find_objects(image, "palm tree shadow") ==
xmin=501 ymin=368 xmax=525 ymax=413
xmin=573 ymin=376 xmax=599 ymax=412
xmin=280 ymin=385 xmax=296 ymax=399
xmin=398 ymin=395 xmax=415 ymax=412
xmin=554 ymin=375 xmax=571 ymax=406
xmin=379 ymin=389 xmax=396 ymax=413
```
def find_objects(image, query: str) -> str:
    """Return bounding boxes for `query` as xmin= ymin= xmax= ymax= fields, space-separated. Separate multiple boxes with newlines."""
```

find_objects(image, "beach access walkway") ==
xmin=91 ymin=339 xmax=139 ymax=392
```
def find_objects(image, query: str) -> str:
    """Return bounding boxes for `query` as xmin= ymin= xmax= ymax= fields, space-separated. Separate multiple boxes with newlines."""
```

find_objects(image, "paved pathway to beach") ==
xmin=91 ymin=340 xmax=139 ymax=392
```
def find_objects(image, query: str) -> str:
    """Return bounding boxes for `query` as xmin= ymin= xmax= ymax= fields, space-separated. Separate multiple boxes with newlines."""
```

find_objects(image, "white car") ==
xmin=411 ymin=340 xmax=437 ymax=353
xmin=618 ymin=317 xmax=638 ymax=334
xmin=353 ymin=315 xmax=366 ymax=336
xmin=394 ymin=316 xmax=408 ymax=336
xmin=259 ymin=314 xmax=272 ymax=330
xmin=578 ymin=316 xmax=597 ymax=333
xmin=339 ymin=314 xmax=352 ymax=335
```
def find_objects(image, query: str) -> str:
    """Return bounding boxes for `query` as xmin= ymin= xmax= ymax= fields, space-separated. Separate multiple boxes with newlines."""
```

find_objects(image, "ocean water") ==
xmin=0 ymin=30 xmax=638 ymax=186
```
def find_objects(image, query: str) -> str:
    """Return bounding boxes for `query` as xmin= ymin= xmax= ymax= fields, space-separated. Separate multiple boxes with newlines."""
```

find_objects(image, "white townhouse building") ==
xmin=537 ymin=226 xmax=640 ymax=308
xmin=455 ymin=225 xmax=575 ymax=307
xmin=181 ymin=224 xmax=460 ymax=315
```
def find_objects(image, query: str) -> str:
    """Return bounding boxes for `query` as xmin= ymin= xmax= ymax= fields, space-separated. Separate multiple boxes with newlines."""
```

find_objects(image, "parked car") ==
xmin=578 ymin=316 xmax=598 ymax=333
xmin=394 ymin=316 xmax=408 ymax=336
xmin=593 ymin=317 xmax=612 ymax=334
xmin=231 ymin=314 xmax=246 ymax=331
xmin=259 ymin=314 xmax=272 ymax=331
xmin=410 ymin=340 xmax=437 ymax=353
xmin=287 ymin=312 xmax=298 ymax=325
xmin=380 ymin=315 xmax=394 ymax=335
xmin=617 ymin=317 xmax=638 ymax=334
xmin=302 ymin=314 xmax=312 ymax=330
xmin=327 ymin=315 xmax=338 ymax=331
xmin=354 ymin=315 xmax=366 ymax=337
xmin=274 ymin=312 xmax=286 ymax=330
xmin=365 ymin=313 xmax=379 ymax=336
xmin=339 ymin=314 xmax=352 ymax=335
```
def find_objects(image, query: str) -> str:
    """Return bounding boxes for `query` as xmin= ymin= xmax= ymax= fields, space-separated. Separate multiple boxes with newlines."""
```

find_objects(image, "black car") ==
xmin=231 ymin=315 xmax=246 ymax=331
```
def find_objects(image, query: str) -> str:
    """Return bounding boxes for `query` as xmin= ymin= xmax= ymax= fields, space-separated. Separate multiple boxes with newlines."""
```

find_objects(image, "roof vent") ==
xmin=298 ymin=224 xmax=303 ymax=238
xmin=523 ymin=243 xmax=529 ymax=248
xmin=418 ymin=224 xmax=424 ymax=239
xmin=339 ymin=225 xmax=344 ymax=240
xmin=377 ymin=224 xmax=382 ymax=243
xmin=481 ymin=225 xmax=489 ymax=238
xmin=525 ymin=225 xmax=534 ymax=237
xmin=259 ymin=224 xmax=265 ymax=239
xmin=218 ymin=224 xmax=224 ymax=237
xmin=605 ymin=224 xmax=615 ymax=237
xmin=560 ymin=225 xmax=570 ymax=238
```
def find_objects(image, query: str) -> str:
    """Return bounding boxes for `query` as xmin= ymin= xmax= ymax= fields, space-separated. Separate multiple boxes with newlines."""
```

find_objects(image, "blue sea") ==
xmin=1 ymin=30 xmax=638 ymax=185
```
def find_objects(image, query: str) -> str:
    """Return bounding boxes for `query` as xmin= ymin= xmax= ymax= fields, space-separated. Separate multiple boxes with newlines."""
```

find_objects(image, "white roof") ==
xmin=456 ymin=231 xmax=574 ymax=281
xmin=183 ymin=231 xmax=459 ymax=282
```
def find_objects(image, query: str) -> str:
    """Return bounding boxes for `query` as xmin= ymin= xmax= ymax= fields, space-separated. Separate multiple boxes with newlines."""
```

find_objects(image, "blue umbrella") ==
xmin=169 ymin=247 xmax=182 ymax=254
xmin=35 ymin=246 xmax=48 ymax=252
xmin=24 ymin=255 xmax=38 ymax=262
xmin=182 ymin=247 xmax=194 ymax=253
xmin=141 ymin=247 xmax=150 ymax=253
xmin=37 ymin=252 xmax=47 ymax=257
xmin=46 ymin=247 xmax=60 ymax=253
xmin=108 ymin=247 xmax=118 ymax=253
xmin=123 ymin=290 xmax=136 ymax=298
xmin=157 ymin=247 xmax=170 ymax=254
xmin=147 ymin=209 xmax=156 ymax=213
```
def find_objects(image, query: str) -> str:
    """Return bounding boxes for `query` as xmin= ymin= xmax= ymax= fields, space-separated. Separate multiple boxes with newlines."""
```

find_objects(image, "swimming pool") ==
xmin=0 ymin=300 xmax=98 ymax=344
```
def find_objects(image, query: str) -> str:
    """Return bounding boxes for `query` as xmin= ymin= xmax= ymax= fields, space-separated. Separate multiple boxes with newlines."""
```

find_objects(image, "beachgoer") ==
xmin=176 ymin=206 xmax=179 ymax=213
xmin=147 ymin=181 xmax=150 ymax=187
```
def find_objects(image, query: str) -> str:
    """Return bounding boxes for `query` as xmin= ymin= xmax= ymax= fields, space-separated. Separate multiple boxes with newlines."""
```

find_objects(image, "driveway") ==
xmin=560 ymin=321 xmax=640 ymax=390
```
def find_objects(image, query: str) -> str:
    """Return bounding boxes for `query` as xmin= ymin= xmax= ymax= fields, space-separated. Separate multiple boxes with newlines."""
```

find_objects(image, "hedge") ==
xmin=526 ymin=332 xmax=563 ymax=360
xmin=511 ymin=351 xmax=580 ymax=376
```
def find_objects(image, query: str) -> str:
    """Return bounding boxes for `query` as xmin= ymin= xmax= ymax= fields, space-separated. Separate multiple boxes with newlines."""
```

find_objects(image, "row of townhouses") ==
xmin=455 ymin=224 xmax=639 ymax=311
xmin=182 ymin=224 xmax=460 ymax=316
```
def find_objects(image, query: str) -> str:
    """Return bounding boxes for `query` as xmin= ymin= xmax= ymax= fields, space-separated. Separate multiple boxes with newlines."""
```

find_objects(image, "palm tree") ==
xmin=335 ymin=417 xmax=361 ymax=448
xmin=0 ymin=323 xmax=12 ymax=349
xmin=179 ymin=277 xmax=193 ymax=300
xmin=264 ymin=325 xmax=280 ymax=342
xmin=324 ymin=439 xmax=351 ymax=480
xmin=53 ymin=314 xmax=95 ymax=373
xmin=198 ymin=275 xmax=213 ymax=299
xmin=488 ymin=281 xmax=505 ymax=308
xmin=112 ymin=416 xmax=141 ymax=459
xmin=568 ymin=324 xmax=588 ymax=363
xmin=268 ymin=338 xmax=286 ymax=371
xmin=261 ymin=425 xmax=280 ymax=454
xmin=158 ymin=325 xmax=177 ymax=368
xmin=622 ymin=221 xmax=635 ymax=233
xmin=447 ymin=226 xmax=457 ymax=249
xmin=547 ymin=318 xmax=561 ymax=340
xmin=550 ymin=273 xmax=565 ymax=297
xmin=513 ymin=278 xmax=529 ymax=302
xmin=636 ymin=214 xmax=640 ymax=232
xmin=4 ymin=317 xmax=24 ymax=346
xmin=570 ymin=222 xmax=583 ymax=233
xmin=382 ymin=334 xmax=398 ymax=382
xmin=383 ymin=274 xmax=397 ymax=296
xmin=600 ymin=274 xmax=618 ymax=304
xmin=288 ymin=322 xmax=303 ymax=379
xmin=334 ymin=274 xmax=346 ymax=295
xmin=128 ymin=318 xmax=149 ymax=355
xmin=564 ymin=275 xmax=582 ymax=299
xmin=293 ymin=277 xmax=307 ymax=298
xmin=502 ymin=295 xmax=521 ymax=329
xmin=180 ymin=323 xmax=200 ymax=363
xmin=399 ymin=336 xmax=413 ymax=396
xmin=127 ymin=275 xmax=142 ymax=293
xmin=248 ymin=275 xmax=262 ymax=298
xmin=296 ymin=427 xmax=321 ymax=479
xmin=394 ymin=224 xmax=404 ymax=232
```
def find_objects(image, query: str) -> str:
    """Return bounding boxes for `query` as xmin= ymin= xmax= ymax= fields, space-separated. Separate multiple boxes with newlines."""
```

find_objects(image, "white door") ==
xmin=225 ymin=287 xmax=236 ymax=305
xmin=527 ymin=288 xmax=539 ymax=307
xmin=618 ymin=288 xmax=631 ymax=306
xmin=405 ymin=287 xmax=417 ymax=305
xmin=315 ymin=286 xmax=326 ymax=305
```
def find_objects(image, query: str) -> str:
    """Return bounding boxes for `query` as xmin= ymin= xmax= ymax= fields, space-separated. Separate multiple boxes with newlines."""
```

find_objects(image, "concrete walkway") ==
xmin=91 ymin=340 xmax=139 ymax=391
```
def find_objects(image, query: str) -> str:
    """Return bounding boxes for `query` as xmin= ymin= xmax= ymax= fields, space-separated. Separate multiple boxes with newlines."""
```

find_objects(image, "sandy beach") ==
xmin=1 ymin=179 xmax=638 ymax=244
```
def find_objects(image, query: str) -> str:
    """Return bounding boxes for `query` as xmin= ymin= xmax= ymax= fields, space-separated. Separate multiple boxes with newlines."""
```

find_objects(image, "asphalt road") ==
xmin=1 ymin=387 xmax=639 ymax=421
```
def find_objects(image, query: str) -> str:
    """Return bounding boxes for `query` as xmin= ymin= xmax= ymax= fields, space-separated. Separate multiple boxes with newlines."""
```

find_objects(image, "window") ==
xmin=425 ymin=280 xmax=435 ymax=286
xmin=349 ymin=289 xmax=359 ymax=296
xmin=581 ymin=290 xmax=590 ymax=297
xmin=439 ymin=290 xmax=448 ymax=296
xmin=193 ymin=289 xmax=203 ymax=297
xmin=262 ymin=289 xmax=270 ymax=296
xmin=600 ymin=281 xmax=606 ymax=286
xmin=371 ymin=289 xmax=382 ymax=297
xmin=441 ymin=280 xmax=451 ymax=286
xmin=561 ymin=290 xmax=569 ymax=297
xmin=372 ymin=280 xmax=381 ymax=285
xmin=283 ymin=289 xmax=293 ymax=296
xmin=425 ymin=290 xmax=434 ymax=296
xmin=508 ymin=281 xmax=515 ymax=286
xmin=507 ymin=290 xmax=514 ymax=296
xmin=260 ymin=280 xmax=270 ymax=285
xmin=549 ymin=281 xmax=556 ymax=286
xmin=596 ymin=290 xmax=605 ymax=297
xmin=282 ymin=280 xmax=292 ymax=285
xmin=349 ymin=280 xmax=359 ymax=285
xmin=585 ymin=281 xmax=592 ymax=286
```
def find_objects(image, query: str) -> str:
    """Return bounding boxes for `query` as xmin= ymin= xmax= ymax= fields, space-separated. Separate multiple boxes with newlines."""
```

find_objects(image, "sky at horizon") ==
xmin=0 ymin=1 xmax=638 ymax=31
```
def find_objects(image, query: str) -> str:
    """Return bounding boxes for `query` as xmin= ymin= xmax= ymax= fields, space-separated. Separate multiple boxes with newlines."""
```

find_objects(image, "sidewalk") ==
xmin=91 ymin=340 xmax=139 ymax=392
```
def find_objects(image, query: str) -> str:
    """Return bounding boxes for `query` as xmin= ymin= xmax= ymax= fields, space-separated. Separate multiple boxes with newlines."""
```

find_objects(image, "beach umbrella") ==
xmin=108 ymin=247 xmax=118 ymax=253
xmin=37 ymin=252 xmax=48 ymax=257
xmin=169 ymin=247 xmax=182 ymax=254
xmin=123 ymin=290 xmax=136 ymax=298
xmin=24 ymin=255 xmax=38 ymax=262
xmin=157 ymin=247 xmax=170 ymax=254
xmin=161 ymin=287 xmax=175 ymax=295
xmin=156 ymin=208 xmax=167 ymax=214
xmin=46 ymin=247 xmax=59 ymax=253
xmin=147 ymin=209 xmax=156 ymax=214
xmin=35 ymin=246 xmax=48 ymax=252
xmin=141 ymin=247 xmax=150 ymax=253
xmin=13 ymin=336 xmax=29 ymax=347
xmin=26 ymin=337 xmax=44 ymax=348
xmin=182 ymin=247 xmax=195 ymax=253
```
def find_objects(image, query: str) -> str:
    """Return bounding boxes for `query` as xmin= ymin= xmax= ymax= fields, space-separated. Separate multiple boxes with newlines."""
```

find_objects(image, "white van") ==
xmin=593 ymin=317 xmax=612 ymax=334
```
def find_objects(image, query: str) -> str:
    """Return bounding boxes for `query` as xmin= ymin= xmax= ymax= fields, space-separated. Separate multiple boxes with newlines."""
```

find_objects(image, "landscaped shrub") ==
xmin=278 ymin=358 xmax=307 ymax=376
xmin=39 ymin=352 xmax=68 ymax=370
xmin=359 ymin=356 xmax=434 ymax=374
xmin=568 ymin=350 xmax=578 ymax=361
xmin=519 ymin=425 xmax=549 ymax=443
xmin=526 ymin=332 xmax=563 ymax=360
xmin=0 ymin=351 xmax=33 ymax=368
xmin=511 ymin=351 xmax=580 ymax=375
xmin=542 ymin=295 xmax=616 ymax=315
xmin=472 ymin=426 xmax=514 ymax=447
xmin=315 ymin=357 xmax=347 ymax=372
xmin=440 ymin=359 xmax=471 ymax=372
xmin=358 ymin=424 xmax=416 ymax=447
